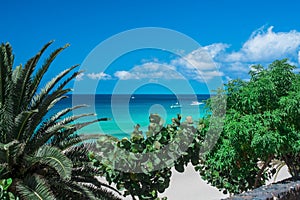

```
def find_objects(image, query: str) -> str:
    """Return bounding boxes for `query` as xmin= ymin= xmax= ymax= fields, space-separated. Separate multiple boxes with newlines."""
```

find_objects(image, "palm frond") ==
xmin=11 ymin=65 xmax=22 ymax=83
xmin=30 ymin=113 xmax=95 ymax=152
xmin=0 ymin=41 xmax=121 ymax=199
xmin=79 ymin=183 xmax=122 ymax=200
xmin=55 ymin=70 xmax=83 ymax=92
xmin=22 ymin=95 xmax=67 ymax=146
xmin=30 ymin=65 xmax=78 ymax=110
xmin=24 ymin=69 xmax=81 ymax=148
xmin=72 ymin=167 xmax=122 ymax=195
xmin=0 ymin=149 xmax=6 ymax=164
xmin=72 ymin=164 xmax=101 ymax=177
xmin=9 ymin=65 xmax=24 ymax=118
xmin=0 ymin=107 xmax=14 ymax=143
xmin=3 ymin=42 xmax=14 ymax=68
xmin=48 ymin=95 xmax=69 ymax=112
xmin=49 ymin=178 xmax=97 ymax=199
xmin=26 ymin=146 xmax=73 ymax=180
xmin=0 ymin=140 xmax=24 ymax=167
xmin=15 ymin=174 xmax=55 ymax=200
xmin=0 ymin=43 xmax=13 ymax=105
xmin=33 ymin=104 xmax=88 ymax=143
xmin=16 ymin=41 xmax=53 ymax=111
xmin=57 ymin=134 xmax=103 ymax=151
xmin=49 ymin=104 xmax=88 ymax=123
xmin=63 ymin=143 xmax=99 ymax=165
xmin=74 ymin=117 xmax=111 ymax=130
xmin=12 ymin=110 xmax=38 ymax=141
xmin=29 ymin=43 xmax=70 ymax=101
xmin=0 ymin=163 xmax=9 ymax=178
xmin=23 ymin=89 xmax=72 ymax=151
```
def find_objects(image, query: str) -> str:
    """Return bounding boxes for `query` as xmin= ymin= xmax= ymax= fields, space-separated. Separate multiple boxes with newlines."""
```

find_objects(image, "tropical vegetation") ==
xmin=0 ymin=42 xmax=121 ymax=199
xmin=92 ymin=59 xmax=300 ymax=198
xmin=92 ymin=113 xmax=209 ymax=199
xmin=2 ymin=40 xmax=300 ymax=200
xmin=198 ymin=59 xmax=300 ymax=194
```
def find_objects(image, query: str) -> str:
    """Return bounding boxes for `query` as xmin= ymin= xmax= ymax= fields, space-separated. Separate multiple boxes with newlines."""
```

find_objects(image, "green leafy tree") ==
xmin=93 ymin=114 xmax=207 ymax=200
xmin=0 ymin=42 xmax=121 ymax=199
xmin=197 ymin=59 xmax=300 ymax=194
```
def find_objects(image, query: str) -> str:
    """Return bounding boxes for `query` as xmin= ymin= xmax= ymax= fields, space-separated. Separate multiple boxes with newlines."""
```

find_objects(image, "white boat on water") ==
xmin=190 ymin=101 xmax=204 ymax=106
xmin=170 ymin=102 xmax=182 ymax=108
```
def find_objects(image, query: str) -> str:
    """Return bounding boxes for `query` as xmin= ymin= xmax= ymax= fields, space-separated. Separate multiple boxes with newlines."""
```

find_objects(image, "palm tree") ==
xmin=0 ymin=41 xmax=121 ymax=199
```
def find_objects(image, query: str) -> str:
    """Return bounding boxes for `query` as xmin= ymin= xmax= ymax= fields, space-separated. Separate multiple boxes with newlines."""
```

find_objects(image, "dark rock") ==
xmin=224 ymin=179 xmax=300 ymax=200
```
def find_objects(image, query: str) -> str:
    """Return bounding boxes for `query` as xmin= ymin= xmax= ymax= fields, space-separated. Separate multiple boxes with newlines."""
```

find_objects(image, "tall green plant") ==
xmin=0 ymin=42 xmax=121 ymax=199
xmin=93 ymin=114 xmax=207 ymax=200
xmin=197 ymin=59 xmax=300 ymax=194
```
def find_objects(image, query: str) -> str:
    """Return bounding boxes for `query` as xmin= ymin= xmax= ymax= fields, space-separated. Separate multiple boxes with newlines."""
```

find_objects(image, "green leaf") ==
xmin=15 ymin=175 xmax=55 ymax=200
xmin=13 ymin=110 xmax=38 ymax=141
xmin=28 ymin=146 xmax=72 ymax=180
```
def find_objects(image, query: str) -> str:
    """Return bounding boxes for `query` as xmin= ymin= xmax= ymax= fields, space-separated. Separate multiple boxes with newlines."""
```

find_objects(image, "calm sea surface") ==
xmin=49 ymin=94 xmax=210 ymax=139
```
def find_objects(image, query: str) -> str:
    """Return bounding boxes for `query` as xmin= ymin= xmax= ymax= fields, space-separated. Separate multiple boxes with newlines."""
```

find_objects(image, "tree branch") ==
xmin=254 ymin=155 xmax=274 ymax=188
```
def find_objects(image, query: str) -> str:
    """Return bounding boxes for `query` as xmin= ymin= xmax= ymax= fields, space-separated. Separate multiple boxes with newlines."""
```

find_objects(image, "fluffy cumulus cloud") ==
xmin=225 ymin=26 xmax=300 ymax=63
xmin=171 ymin=44 xmax=227 ymax=81
xmin=86 ymin=26 xmax=300 ymax=82
xmin=113 ymin=50 xmax=225 ymax=82
xmin=173 ymin=43 xmax=228 ymax=70
xmin=114 ymin=71 xmax=137 ymax=80
xmin=206 ymin=26 xmax=300 ymax=80
xmin=114 ymin=62 xmax=184 ymax=80
xmin=87 ymin=72 xmax=111 ymax=80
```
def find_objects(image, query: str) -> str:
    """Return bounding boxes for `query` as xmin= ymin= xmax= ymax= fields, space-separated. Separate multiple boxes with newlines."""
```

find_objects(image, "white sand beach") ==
xmin=160 ymin=164 xmax=228 ymax=200
xmin=101 ymin=163 xmax=291 ymax=200
xmin=119 ymin=163 xmax=227 ymax=200
xmin=160 ymin=164 xmax=291 ymax=200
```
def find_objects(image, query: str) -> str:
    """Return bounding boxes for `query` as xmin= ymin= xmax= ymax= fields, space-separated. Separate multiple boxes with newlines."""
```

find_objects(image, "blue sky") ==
xmin=2 ymin=0 xmax=300 ymax=94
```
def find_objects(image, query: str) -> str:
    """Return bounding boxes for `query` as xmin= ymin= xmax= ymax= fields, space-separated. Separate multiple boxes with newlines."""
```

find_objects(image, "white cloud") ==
xmin=173 ymin=43 xmax=228 ymax=71
xmin=225 ymin=26 xmax=300 ymax=63
xmin=194 ymin=26 xmax=300 ymax=80
xmin=87 ymin=72 xmax=111 ymax=80
xmin=114 ymin=50 xmax=225 ymax=82
xmin=227 ymin=62 xmax=252 ymax=73
xmin=203 ymin=43 xmax=230 ymax=59
xmin=171 ymin=44 xmax=227 ymax=81
xmin=75 ymin=73 xmax=84 ymax=81
xmin=114 ymin=62 xmax=184 ymax=80
xmin=89 ymin=26 xmax=300 ymax=83
xmin=201 ymin=70 xmax=224 ymax=80
xmin=114 ymin=71 xmax=137 ymax=80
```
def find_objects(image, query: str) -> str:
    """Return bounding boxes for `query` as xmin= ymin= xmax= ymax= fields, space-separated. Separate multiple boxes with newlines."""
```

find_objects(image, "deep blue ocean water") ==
xmin=49 ymin=94 xmax=210 ymax=139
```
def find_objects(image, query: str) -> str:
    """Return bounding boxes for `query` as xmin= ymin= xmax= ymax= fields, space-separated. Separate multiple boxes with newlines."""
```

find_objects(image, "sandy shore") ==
xmin=118 ymin=163 xmax=227 ymax=200
xmin=160 ymin=164 xmax=291 ymax=200
xmin=160 ymin=164 xmax=228 ymax=200
xmin=104 ymin=163 xmax=291 ymax=200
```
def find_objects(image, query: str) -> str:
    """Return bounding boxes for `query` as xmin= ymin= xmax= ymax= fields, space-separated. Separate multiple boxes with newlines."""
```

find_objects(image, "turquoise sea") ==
xmin=49 ymin=94 xmax=210 ymax=139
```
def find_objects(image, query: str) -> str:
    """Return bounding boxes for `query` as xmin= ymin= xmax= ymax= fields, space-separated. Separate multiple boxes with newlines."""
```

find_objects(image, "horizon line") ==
xmin=67 ymin=93 xmax=212 ymax=95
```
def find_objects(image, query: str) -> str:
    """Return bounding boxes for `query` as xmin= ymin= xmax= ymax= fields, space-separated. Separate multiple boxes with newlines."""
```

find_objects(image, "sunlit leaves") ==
xmin=198 ymin=59 xmax=300 ymax=194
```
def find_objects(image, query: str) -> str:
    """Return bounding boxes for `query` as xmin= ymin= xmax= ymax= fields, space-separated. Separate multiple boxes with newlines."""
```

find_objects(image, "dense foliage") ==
xmin=92 ymin=114 xmax=209 ymax=199
xmin=8 ymin=40 xmax=296 ymax=199
xmin=92 ymin=59 xmax=300 ymax=198
xmin=0 ymin=42 xmax=121 ymax=200
xmin=197 ymin=59 xmax=300 ymax=194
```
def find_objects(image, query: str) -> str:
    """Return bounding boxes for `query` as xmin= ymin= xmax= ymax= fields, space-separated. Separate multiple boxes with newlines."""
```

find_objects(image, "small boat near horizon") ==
xmin=190 ymin=101 xmax=204 ymax=106
xmin=170 ymin=102 xmax=182 ymax=109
